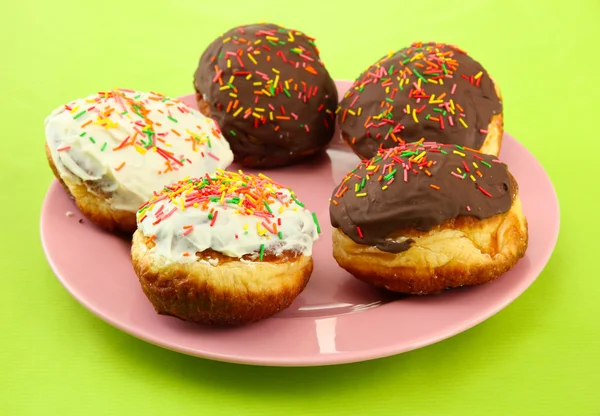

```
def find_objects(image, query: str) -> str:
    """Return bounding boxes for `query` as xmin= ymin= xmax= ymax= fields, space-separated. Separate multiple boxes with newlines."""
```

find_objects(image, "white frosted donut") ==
xmin=44 ymin=88 xmax=234 ymax=233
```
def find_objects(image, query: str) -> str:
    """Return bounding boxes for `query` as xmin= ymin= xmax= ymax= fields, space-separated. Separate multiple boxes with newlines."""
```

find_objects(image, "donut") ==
xmin=193 ymin=23 xmax=338 ymax=168
xmin=337 ymin=42 xmax=503 ymax=160
xmin=45 ymin=88 xmax=234 ymax=234
xmin=131 ymin=170 xmax=321 ymax=325
xmin=329 ymin=141 xmax=527 ymax=295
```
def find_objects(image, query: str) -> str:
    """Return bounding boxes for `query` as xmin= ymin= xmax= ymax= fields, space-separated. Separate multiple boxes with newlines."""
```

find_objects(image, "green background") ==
xmin=2 ymin=0 xmax=599 ymax=414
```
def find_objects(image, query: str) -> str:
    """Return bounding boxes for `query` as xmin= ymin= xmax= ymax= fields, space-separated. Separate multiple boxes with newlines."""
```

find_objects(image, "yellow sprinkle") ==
xmin=406 ymin=104 xmax=411 ymax=113
xmin=288 ymin=32 xmax=295 ymax=42
xmin=450 ymin=99 xmax=455 ymax=110
xmin=70 ymin=105 xmax=80 ymax=113
xmin=254 ymin=39 xmax=261 ymax=44
xmin=459 ymin=118 xmax=468 ymax=128
xmin=457 ymin=168 xmax=463 ymax=174
xmin=417 ymin=78 xmax=422 ymax=88
xmin=229 ymin=93 xmax=238 ymax=98
xmin=285 ymin=80 xmax=290 ymax=90
xmin=348 ymin=109 xmax=356 ymax=116
xmin=134 ymin=145 xmax=147 ymax=154
xmin=248 ymin=54 xmax=257 ymax=65
xmin=228 ymin=75 xmax=235 ymax=84
xmin=412 ymin=109 xmax=419 ymax=123
xmin=473 ymin=162 xmax=479 ymax=169
xmin=429 ymin=94 xmax=436 ymax=103
xmin=385 ymin=86 xmax=390 ymax=94
xmin=223 ymin=37 xmax=231 ymax=43
xmin=227 ymin=59 xmax=231 ymax=68
xmin=439 ymin=78 xmax=443 ymax=85
xmin=382 ymin=185 xmax=388 ymax=190
xmin=356 ymin=193 xmax=367 ymax=197
xmin=272 ymin=68 xmax=280 ymax=74
xmin=470 ymin=175 xmax=476 ymax=182
xmin=414 ymin=151 xmax=427 ymax=162
xmin=255 ymin=108 xmax=265 ymax=112
xmin=429 ymin=79 xmax=438 ymax=84
xmin=357 ymin=107 xmax=362 ymax=116
xmin=233 ymin=107 xmax=243 ymax=117
xmin=279 ymin=206 xmax=285 ymax=214
xmin=453 ymin=150 xmax=466 ymax=157
xmin=366 ymin=166 xmax=377 ymax=171
xmin=193 ymin=203 xmax=199 ymax=208
xmin=354 ymin=183 xmax=359 ymax=192
xmin=269 ymin=112 xmax=274 ymax=120
xmin=261 ymin=89 xmax=272 ymax=97
xmin=253 ymin=81 xmax=262 ymax=86
xmin=244 ymin=224 xmax=248 ymax=231
xmin=219 ymin=85 xmax=230 ymax=91
xmin=245 ymin=74 xmax=252 ymax=80
xmin=474 ymin=71 xmax=483 ymax=79
xmin=266 ymin=35 xmax=279 ymax=41
xmin=274 ymin=75 xmax=280 ymax=88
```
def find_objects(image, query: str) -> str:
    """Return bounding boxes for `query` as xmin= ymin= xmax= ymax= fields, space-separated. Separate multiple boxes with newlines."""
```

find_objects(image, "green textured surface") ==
xmin=1 ymin=0 xmax=599 ymax=414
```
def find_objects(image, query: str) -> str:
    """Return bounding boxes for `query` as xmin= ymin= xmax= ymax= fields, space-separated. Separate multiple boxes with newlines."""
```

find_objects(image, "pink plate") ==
xmin=40 ymin=80 xmax=560 ymax=366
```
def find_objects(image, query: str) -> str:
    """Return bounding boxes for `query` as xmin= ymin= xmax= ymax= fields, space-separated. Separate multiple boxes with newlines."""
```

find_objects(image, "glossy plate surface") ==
xmin=40 ymin=80 xmax=560 ymax=366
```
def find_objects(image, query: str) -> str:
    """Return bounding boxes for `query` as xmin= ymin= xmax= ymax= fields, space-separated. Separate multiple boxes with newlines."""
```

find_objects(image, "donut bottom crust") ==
xmin=45 ymin=143 xmax=137 ymax=234
xmin=131 ymin=230 xmax=313 ymax=325
xmin=332 ymin=196 xmax=528 ymax=295
xmin=343 ymin=82 xmax=504 ymax=159
xmin=194 ymin=84 xmax=325 ymax=169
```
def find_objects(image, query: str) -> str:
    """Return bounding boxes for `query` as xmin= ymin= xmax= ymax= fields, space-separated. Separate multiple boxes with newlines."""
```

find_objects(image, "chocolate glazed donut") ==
xmin=194 ymin=23 xmax=338 ymax=168
xmin=338 ymin=42 xmax=503 ymax=159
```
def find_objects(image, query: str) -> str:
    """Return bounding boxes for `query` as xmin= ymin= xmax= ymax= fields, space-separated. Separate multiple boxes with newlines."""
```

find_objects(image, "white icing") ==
xmin=136 ymin=176 xmax=319 ymax=263
xmin=45 ymin=88 xmax=234 ymax=212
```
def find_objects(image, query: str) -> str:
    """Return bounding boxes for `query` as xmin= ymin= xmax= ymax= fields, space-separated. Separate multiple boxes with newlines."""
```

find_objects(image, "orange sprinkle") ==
xmin=456 ymin=103 xmax=464 ymax=112
xmin=332 ymin=200 xmax=338 ymax=206
xmin=378 ymin=175 xmax=383 ymax=181
xmin=182 ymin=252 xmax=190 ymax=257
xmin=425 ymin=170 xmax=432 ymax=176
xmin=351 ymin=137 xmax=356 ymax=144
xmin=476 ymin=171 xmax=483 ymax=177
xmin=430 ymin=184 xmax=440 ymax=190
xmin=171 ymin=129 xmax=180 ymax=136
xmin=115 ymin=162 xmax=126 ymax=171
xmin=81 ymin=120 xmax=92 ymax=128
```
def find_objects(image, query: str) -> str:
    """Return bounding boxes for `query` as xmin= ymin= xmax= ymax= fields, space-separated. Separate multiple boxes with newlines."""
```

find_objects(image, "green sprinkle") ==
xmin=245 ymin=231 xmax=249 ymax=235
xmin=440 ymin=150 xmax=448 ymax=155
xmin=402 ymin=58 xmax=411 ymax=64
xmin=79 ymin=132 xmax=86 ymax=137
xmin=442 ymin=64 xmax=448 ymax=74
xmin=481 ymin=161 xmax=492 ymax=168
xmin=361 ymin=178 xmax=366 ymax=189
xmin=373 ymin=156 xmax=383 ymax=163
xmin=121 ymin=111 xmax=128 ymax=115
xmin=218 ymin=52 xmax=224 ymax=59
xmin=268 ymin=40 xmax=278 ymax=46
xmin=425 ymin=114 xmax=431 ymax=120
xmin=230 ymin=130 xmax=236 ymax=136
xmin=312 ymin=212 xmax=321 ymax=234
xmin=283 ymin=88 xmax=291 ymax=98
xmin=278 ymin=231 xmax=283 ymax=240
xmin=167 ymin=116 xmax=178 ymax=123
xmin=290 ymin=48 xmax=301 ymax=54
xmin=208 ymin=213 xmax=214 ymax=220
xmin=73 ymin=110 xmax=86 ymax=120
xmin=455 ymin=145 xmax=465 ymax=150
xmin=291 ymin=194 xmax=305 ymax=207
xmin=89 ymin=137 xmax=95 ymax=144
xmin=101 ymin=142 xmax=107 ymax=151
xmin=388 ymin=64 xmax=395 ymax=73
xmin=278 ymin=41 xmax=286 ymax=45
xmin=134 ymin=94 xmax=141 ymax=99
xmin=385 ymin=98 xmax=394 ymax=103
xmin=207 ymin=138 xmax=212 ymax=148
xmin=264 ymin=200 xmax=273 ymax=214
xmin=412 ymin=68 xmax=428 ymax=83
xmin=398 ymin=85 xmax=404 ymax=91
xmin=433 ymin=108 xmax=444 ymax=113
xmin=259 ymin=244 xmax=265 ymax=261
xmin=307 ymin=40 xmax=316 ymax=46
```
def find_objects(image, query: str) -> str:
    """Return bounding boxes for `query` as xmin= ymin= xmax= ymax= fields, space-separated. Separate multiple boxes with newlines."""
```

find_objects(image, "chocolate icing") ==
xmin=329 ymin=142 xmax=514 ymax=253
xmin=338 ymin=42 xmax=502 ymax=159
xmin=194 ymin=23 xmax=338 ymax=168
